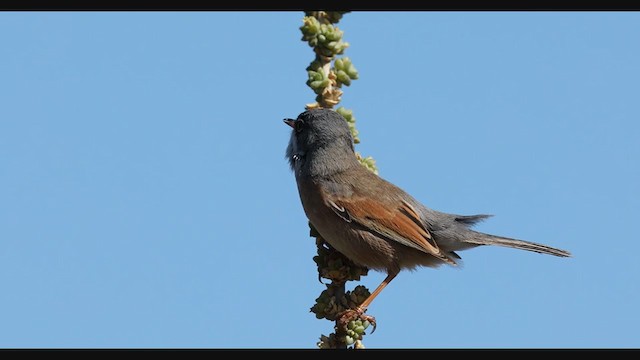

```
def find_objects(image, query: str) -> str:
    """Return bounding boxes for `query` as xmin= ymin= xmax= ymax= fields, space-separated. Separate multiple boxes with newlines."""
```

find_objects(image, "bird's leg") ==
xmin=337 ymin=270 xmax=399 ymax=334
xmin=357 ymin=271 xmax=398 ymax=312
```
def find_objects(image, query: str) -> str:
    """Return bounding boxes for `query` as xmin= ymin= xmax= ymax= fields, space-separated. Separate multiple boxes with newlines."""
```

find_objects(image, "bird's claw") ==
xmin=337 ymin=307 xmax=377 ymax=334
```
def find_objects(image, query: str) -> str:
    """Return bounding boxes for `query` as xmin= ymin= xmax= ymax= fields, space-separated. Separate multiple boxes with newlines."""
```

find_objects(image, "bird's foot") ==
xmin=337 ymin=307 xmax=377 ymax=334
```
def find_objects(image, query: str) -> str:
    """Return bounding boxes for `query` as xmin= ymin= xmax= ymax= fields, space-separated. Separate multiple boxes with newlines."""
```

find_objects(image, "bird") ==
xmin=284 ymin=108 xmax=571 ymax=327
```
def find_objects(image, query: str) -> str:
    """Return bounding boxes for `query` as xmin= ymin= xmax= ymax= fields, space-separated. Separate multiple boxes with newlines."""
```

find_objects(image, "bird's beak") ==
xmin=283 ymin=118 xmax=296 ymax=128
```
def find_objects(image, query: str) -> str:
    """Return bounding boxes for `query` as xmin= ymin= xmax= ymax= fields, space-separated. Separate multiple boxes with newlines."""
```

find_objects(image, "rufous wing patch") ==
xmin=326 ymin=196 xmax=456 ymax=265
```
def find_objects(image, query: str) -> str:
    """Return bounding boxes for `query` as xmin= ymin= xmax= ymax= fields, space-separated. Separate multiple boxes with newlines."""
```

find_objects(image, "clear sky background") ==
xmin=1 ymin=11 xmax=639 ymax=349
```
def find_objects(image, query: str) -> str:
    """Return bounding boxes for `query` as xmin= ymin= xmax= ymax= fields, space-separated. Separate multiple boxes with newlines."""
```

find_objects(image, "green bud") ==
xmin=306 ymin=60 xmax=323 ymax=72
xmin=306 ymin=70 xmax=318 ymax=81
xmin=335 ymin=57 xmax=358 ymax=79
xmin=345 ymin=335 xmax=355 ymax=345
xmin=336 ymin=70 xmax=351 ymax=86
xmin=358 ymin=155 xmax=378 ymax=174
xmin=336 ymin=106 xmax=353 ymax=121
xmin=346 ymin=63 xmax=359 ymax=79
xmin=339 ymin=42 xmax=349 ymax=54
xmin=300 ymin=16 xmax=322 ymax=48
xmin=309 ymin=80 xmax=324 ymax=90
xmin=300 ymin=17 xmax=319 ymax=37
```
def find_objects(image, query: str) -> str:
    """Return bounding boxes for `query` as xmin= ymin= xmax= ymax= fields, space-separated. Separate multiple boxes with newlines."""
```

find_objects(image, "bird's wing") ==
xmin=325 ymin=193 xmax=456 ymax=265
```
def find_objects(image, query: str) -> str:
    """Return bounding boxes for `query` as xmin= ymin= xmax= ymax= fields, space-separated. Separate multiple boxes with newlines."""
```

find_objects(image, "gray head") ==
xmin=284 ymin=108 xmax=358 ymax=177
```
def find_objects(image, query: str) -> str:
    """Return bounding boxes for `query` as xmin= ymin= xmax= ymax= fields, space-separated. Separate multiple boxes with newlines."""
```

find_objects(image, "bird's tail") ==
xmin=467 ymin=231 xmax=571 ymax=257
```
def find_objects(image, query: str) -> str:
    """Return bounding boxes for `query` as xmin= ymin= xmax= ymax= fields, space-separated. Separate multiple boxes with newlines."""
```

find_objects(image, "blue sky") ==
xmin=1 ymin=11 xmax=638 ymax=349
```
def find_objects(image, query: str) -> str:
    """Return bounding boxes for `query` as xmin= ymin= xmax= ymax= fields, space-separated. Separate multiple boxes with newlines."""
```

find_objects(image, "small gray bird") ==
xmin=284 ymin=108 xmax=570 ymax=321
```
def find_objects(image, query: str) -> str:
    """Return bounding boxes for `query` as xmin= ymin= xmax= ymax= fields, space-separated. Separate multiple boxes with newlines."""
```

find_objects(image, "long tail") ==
xmin=467 ymin=231 xmax=571 ymax=257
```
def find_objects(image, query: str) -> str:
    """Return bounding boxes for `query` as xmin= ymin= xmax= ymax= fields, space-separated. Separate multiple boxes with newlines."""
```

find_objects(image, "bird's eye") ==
xmin=294 ymin=120 xmax=304 ymax=133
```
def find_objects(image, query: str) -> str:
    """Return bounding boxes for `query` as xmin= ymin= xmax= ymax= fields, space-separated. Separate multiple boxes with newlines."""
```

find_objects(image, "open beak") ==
xmin=283 ymin=118 xmax=296 ymax=128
